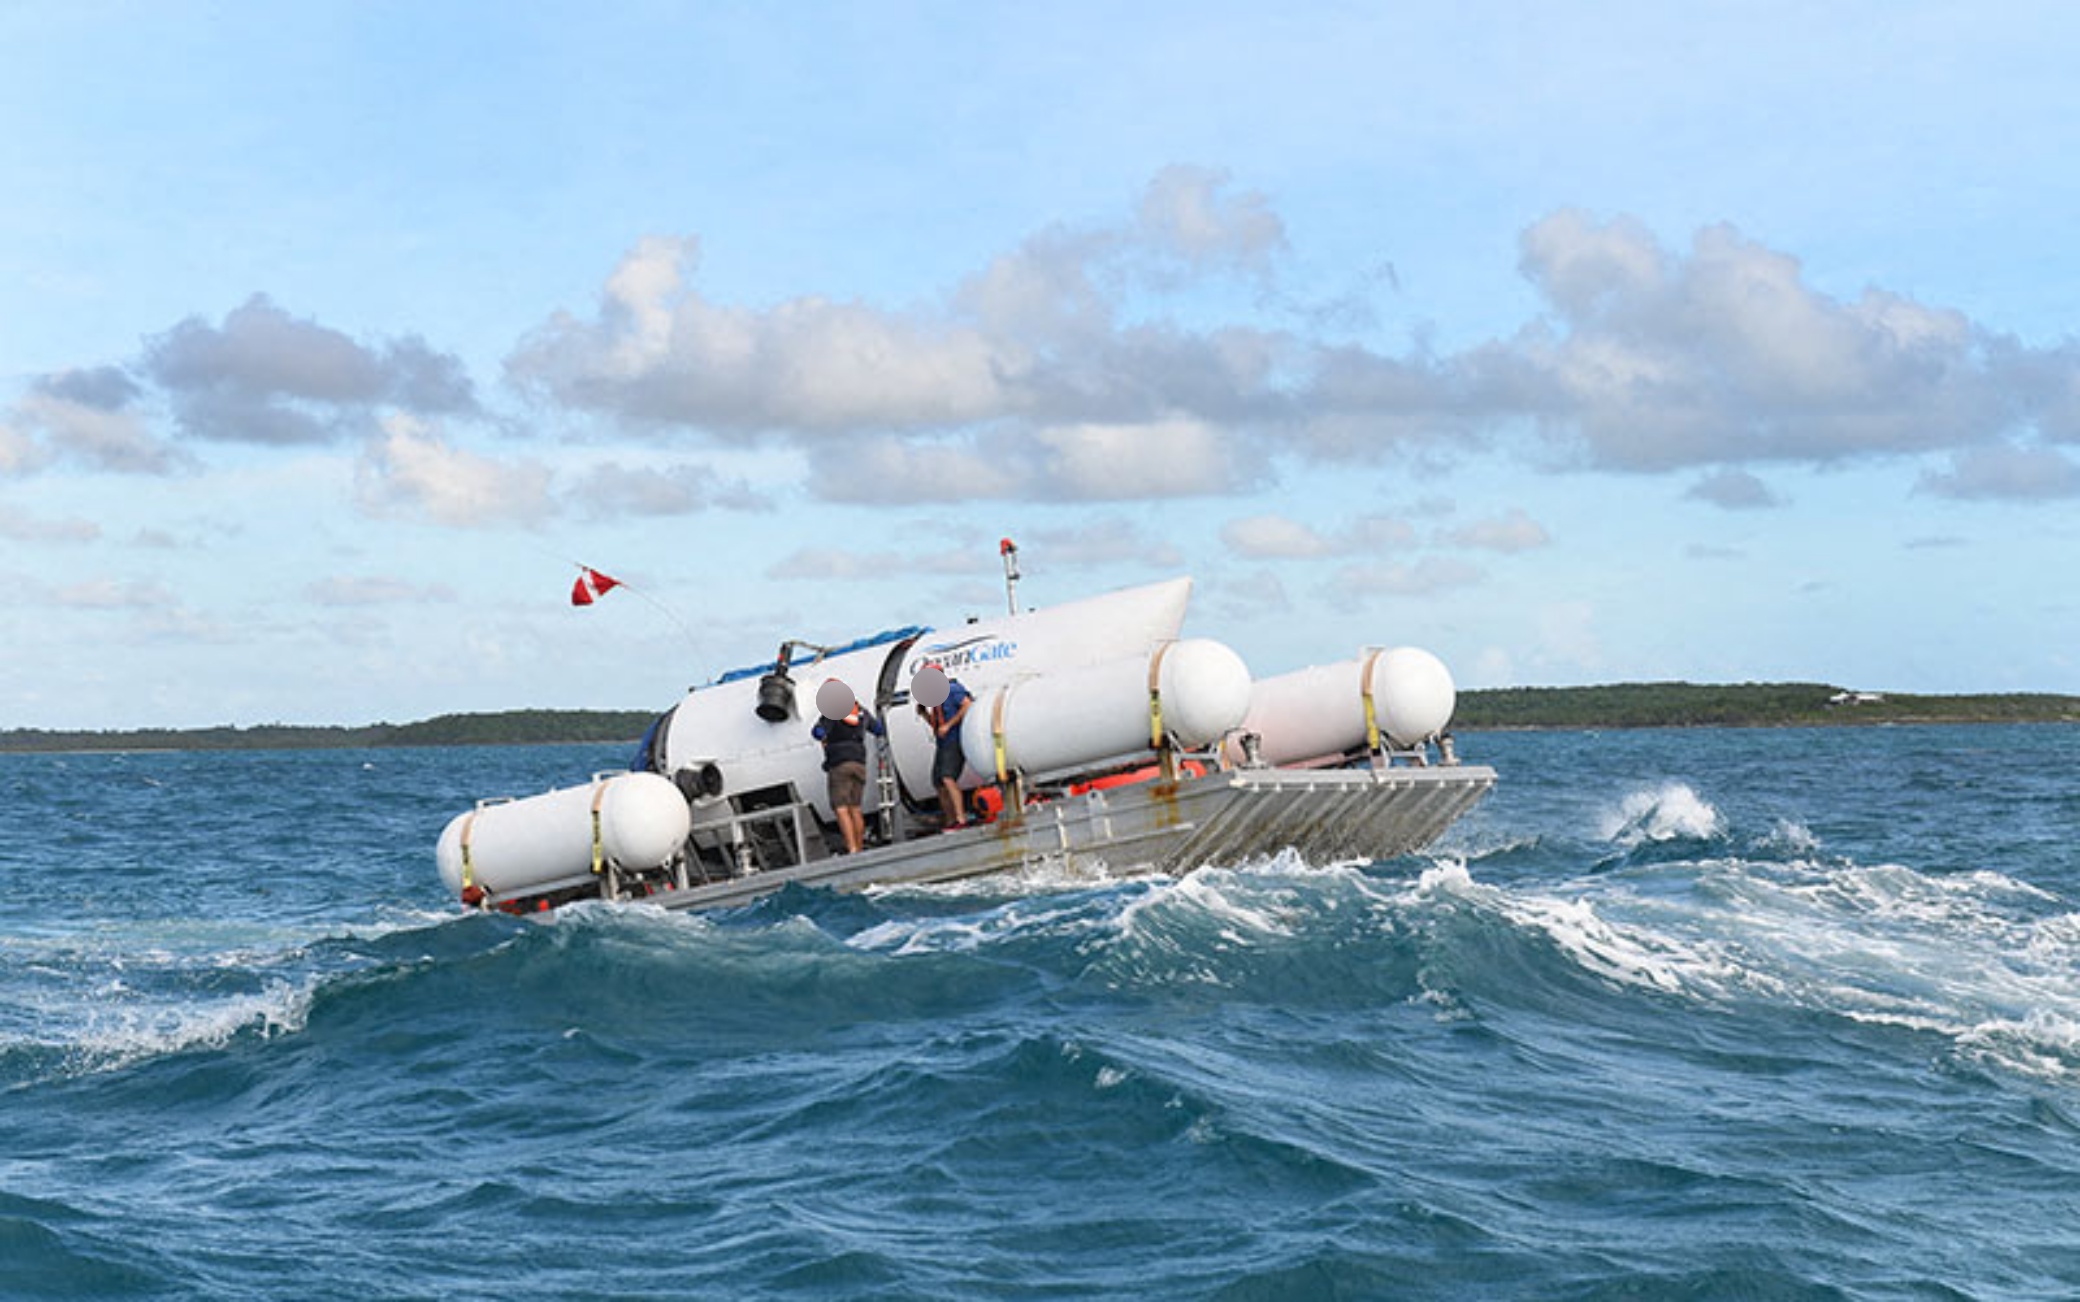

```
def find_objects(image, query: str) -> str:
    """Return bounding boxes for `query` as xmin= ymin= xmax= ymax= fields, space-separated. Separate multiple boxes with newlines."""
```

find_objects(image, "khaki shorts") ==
xmin=827 ymin=761 xmax=867 ymax=808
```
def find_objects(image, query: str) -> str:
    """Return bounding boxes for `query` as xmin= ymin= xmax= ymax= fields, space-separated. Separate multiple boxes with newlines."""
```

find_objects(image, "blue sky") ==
xmin=5 ymin=3 xmax=2077 ymax=730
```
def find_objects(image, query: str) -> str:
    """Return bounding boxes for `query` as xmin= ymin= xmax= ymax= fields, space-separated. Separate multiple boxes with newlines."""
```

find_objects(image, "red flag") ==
xmin=571 ymin=567 xmax=622 ymax=607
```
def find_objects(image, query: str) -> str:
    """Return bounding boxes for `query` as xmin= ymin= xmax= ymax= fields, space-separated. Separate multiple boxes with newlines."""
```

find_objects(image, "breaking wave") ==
xmin=14 ymin=828 xmax=2078 ymax=1090
xmin=1597 ymin=779 xmax=1728 ymax=846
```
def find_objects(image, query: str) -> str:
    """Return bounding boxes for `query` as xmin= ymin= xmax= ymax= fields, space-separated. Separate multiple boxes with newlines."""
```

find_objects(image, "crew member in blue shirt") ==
xmin=918 ymin=665 xmax=974 ymax=829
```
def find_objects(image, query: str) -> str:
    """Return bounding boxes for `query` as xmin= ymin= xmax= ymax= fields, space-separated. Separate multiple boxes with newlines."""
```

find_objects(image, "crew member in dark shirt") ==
xmin=812 ymin=683 xmax=884 ymax=854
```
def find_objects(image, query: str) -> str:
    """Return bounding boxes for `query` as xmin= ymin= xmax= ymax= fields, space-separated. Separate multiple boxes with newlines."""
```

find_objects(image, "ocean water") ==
xmin=3 ymin=724 xmax=2077 ymax=1300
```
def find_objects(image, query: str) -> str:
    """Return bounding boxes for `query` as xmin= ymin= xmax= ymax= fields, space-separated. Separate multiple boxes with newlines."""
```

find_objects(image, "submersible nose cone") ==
xmin=755 ymin=670 xmax=795 ymax=722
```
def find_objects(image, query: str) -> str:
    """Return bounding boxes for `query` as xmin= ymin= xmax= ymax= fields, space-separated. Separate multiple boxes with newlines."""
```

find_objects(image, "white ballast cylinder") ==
xmin=1222 ymin=646 xmax=1458 ymax=766
xmin=962 ymin=638 xmax=1252 ymax=781
xmin=436 ymin=771 xmax=692 ymax=900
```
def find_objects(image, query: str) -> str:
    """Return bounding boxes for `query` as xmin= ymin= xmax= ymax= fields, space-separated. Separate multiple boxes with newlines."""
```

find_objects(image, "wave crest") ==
xmin=1597 ymin=781 xmax=1727 ymax=846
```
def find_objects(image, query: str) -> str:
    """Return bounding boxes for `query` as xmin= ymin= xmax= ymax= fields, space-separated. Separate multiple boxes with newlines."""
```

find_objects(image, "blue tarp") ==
xmin=712 ymin=625 xmax=927 ymax=685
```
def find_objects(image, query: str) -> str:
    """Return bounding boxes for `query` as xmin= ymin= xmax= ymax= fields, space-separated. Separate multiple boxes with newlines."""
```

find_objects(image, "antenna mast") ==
xmin=999 ymin=537 xmax=1021 ymax=615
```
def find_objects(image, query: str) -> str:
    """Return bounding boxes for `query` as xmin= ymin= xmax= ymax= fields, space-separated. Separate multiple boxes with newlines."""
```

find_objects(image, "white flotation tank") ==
xmin=436 ymin=770 xmax=692 ymax=902
xmin=1373 ymin=646 xmax=1457 ymax=748
xmin=962 ymin=638 xmax=1252 ymax=782
xmin=1222 ymin=646 xmax=1458 ymax=767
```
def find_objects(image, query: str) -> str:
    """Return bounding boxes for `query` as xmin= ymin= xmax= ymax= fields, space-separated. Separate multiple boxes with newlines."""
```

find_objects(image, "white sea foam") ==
xmin=1596 ymin=781 xmax=1726 ymax=845
xmin=46 ymin=978 xmax=318 ymax=1078
xmin=1763 ymin=818 xmax=1821 ymax=853
xmin=1168 ymin=868 xmax=1300 ymax=940
xmin=863 ymin=856 xmax=1140 ymax=912
xmin=848 ymin=891 xmax=1110 ymax=956
xmin=1493 ymin=885 xmax=1729 ymax=994
xmin=1415 ymin=858 xmax=1475 ymax=895
xmin=1955 ymin=1007 xmax=2080 ymax=1079
xmin=0 ymin=903 xmax=488 ymax=1086
xmin=1483 ymin=851 xmax=2080 ymax=1081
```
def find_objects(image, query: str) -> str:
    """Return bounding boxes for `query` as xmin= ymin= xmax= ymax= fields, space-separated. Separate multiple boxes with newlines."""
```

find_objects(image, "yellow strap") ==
xmin=589 ymin=780 xmax=610 ymax=875
xmin=459 ymin=809 xmax=480 ymax=891
xmin=1147 ymin=642 xmax=1173 ymax=750
xmin=1360 ymin=649 xmax=1384 ymax=752
xmin=990 ymin=689 xmax=1011 ymax=781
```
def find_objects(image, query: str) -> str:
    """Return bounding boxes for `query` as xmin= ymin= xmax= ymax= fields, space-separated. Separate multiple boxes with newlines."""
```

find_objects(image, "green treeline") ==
xmin=3 ymin=686 xmax=2075 ymax=754
xmin=1454 ymin=682 xmax=2080 ymax=730
xmin=384 ymin=710 xmax=658 ymax=746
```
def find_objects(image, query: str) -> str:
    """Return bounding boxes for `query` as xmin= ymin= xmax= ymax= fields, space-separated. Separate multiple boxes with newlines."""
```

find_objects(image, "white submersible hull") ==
xmin=435 ymin=576 xmax=1496 ymax=914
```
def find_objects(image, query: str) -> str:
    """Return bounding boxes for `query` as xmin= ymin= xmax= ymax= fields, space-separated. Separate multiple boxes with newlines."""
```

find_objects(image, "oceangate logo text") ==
xmin=907 ymin=634 xmax=1019 ymax=678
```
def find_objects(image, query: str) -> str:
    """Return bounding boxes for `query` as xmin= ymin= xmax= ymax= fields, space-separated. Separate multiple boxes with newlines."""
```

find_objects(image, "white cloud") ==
xmin=1684 ymin=468 xmax=1784 ymax=510
xmin=1334 ymin=555 xmax=1486 ymax=597
xmin=497 ymin=180 xmax=2080 ymax=508
xmin=766 ymin=545 xmax=980 ymax=581
xmin=1496 ymin=212 xmax=2018 ymax=472
xmin=523 ymin=180 xmax=2080 ymax=506
xmin=1204 ymin=568 xmax=1293 ymax=625
xmin=766 ymin=514 xmax=1180 ymax=582
xmin=0 ymin=504 xmax=100 ymax=542
xmin=810 ymin=416 xmax=1264 ymax=504
xmin=764 ymin=549 xmax=884 ymax=580
xmin=1030 ymin=416 xmax=1264 ymax=499
xmin=143 ymin=295 xmax=476 ymax=445
xmin=504 ymin=171 xmax=1298 ymax=503
xmin=508 ymin=235 xmax=1012 ymax=437
xmin=6 ymin=369 xmax=185 ymax=475
xmin=805 ymin=433 xmax=1025 ymax=502
xmin=1916 ymin=443 xmax=2080 ymax=501
xmin=954 ymin=225 xmax=1120 ymax=348
xmin=305 ymin=575 xmax=461 ymax=606
xmin=1221 ymin=509 xmax=1418 ymax=559
xmin=50 ymin=577 xmax=178 ymax=610
xmin=17 ymin=388 xmax=182 ymax=475
xmin=355 ymin=418 xmax=554 ymax=527
xmin=19 ymin=172 xmax=2080 ymax=520
xmin=1517 ymin=210 xmax=1668 ymax=319
xmin=1221 ymin=513 xmax=1336 ymax=558
xmin=1134 ymin=164 xmax=1286 ymax=272
xmin=1441 ymin=506 xmax=1551 ymax=552
xmin=0 ymin=419 xmax=37 ymax=474
xmin=1018 ymin=515 xmax=1184 ymax=568
xmin=564 ymin=459 xmax=774 ymax=518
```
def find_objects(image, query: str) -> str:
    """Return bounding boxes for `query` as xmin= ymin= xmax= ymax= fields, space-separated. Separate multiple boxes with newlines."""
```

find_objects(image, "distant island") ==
xmin=1454 ymin=682 xmax=2079 ymax=730
xmin=3 ymin=685 xmax=2075 ymax=754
